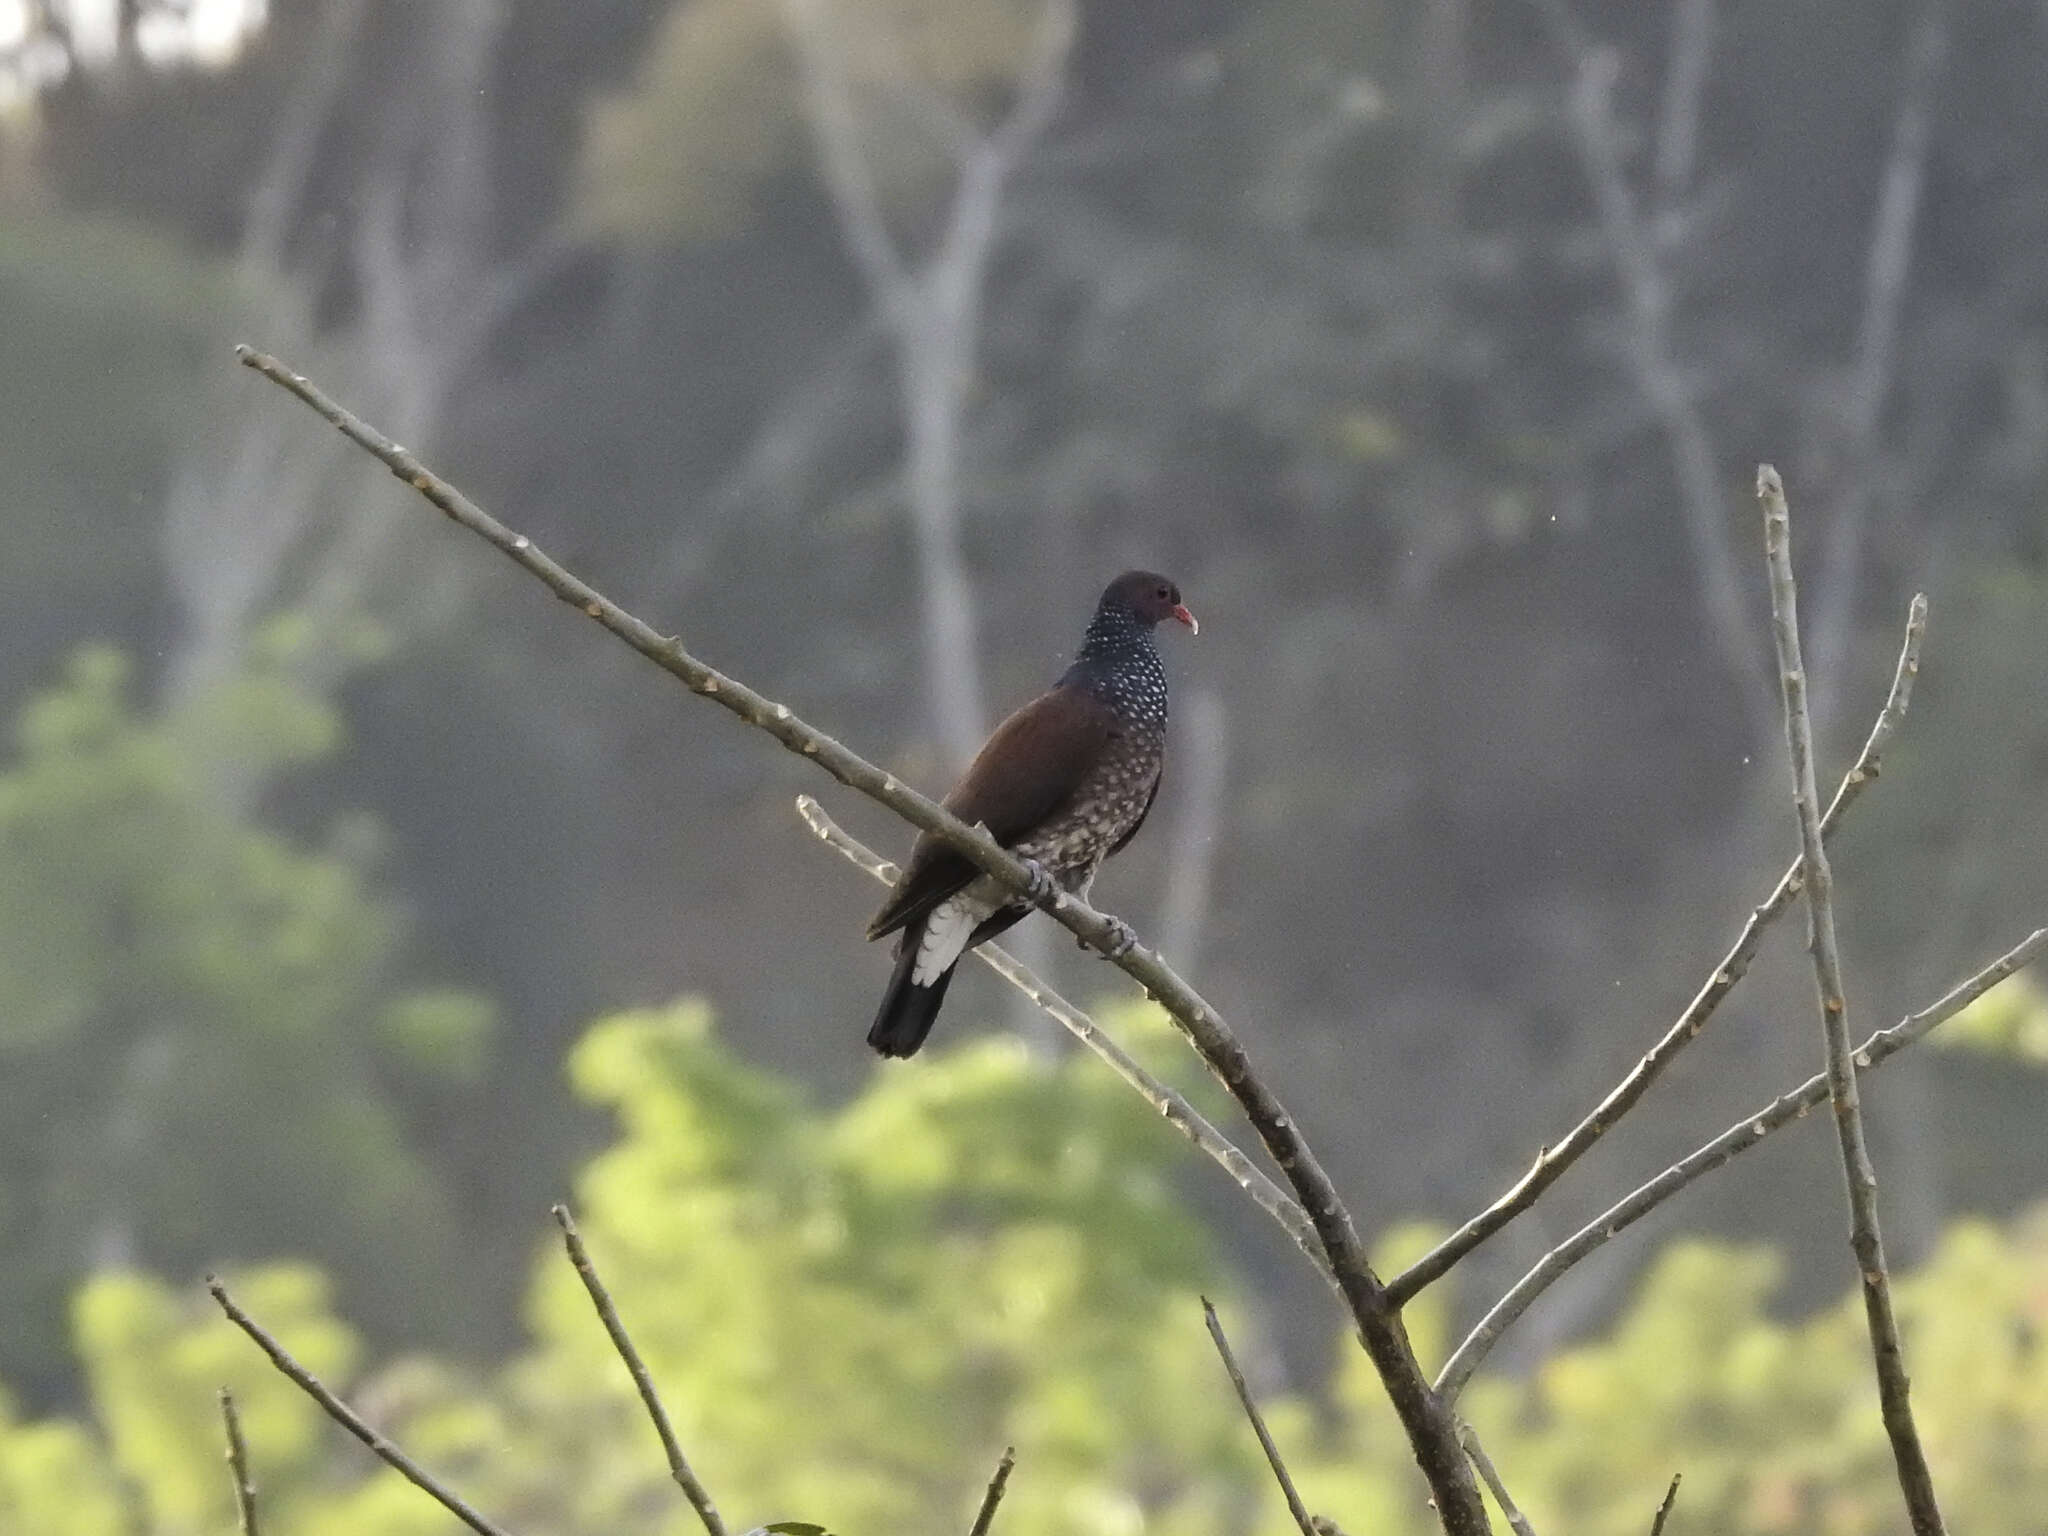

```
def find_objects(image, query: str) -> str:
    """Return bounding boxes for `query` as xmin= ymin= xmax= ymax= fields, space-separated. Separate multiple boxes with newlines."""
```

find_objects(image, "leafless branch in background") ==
xmin=1158 ymin=689 xmax=1228 ymax=975
xmin=967 ymin=1447 xmax=1017 ymax=1536
xmin=233 ymin=348 xmax=1497 ymax=1535
xmin=1391 ymin=595 xmax=1927 ymax=1303
xmin=207 ymin=1277 xmax=513 ymax=1536
xmin=795 ymin=795 xmax=1331 ymax=1283
xmin=1435 ymin=923 xmax=2048 ymax=1401
xmin=1531 ymin=0 xmax=1770 ymax=746
xmin=219 ymin=1388 xmax=260 ymax=1536
xmin=1809 ymin=4 xmax=1948 ymax=730
xmin=1758 ymin=464 xmax=1946 ymax=1535
xmin=551 ymin=1203 xmax=728 ymax=1536
xmin=1650 ymin=0 xmax=1714 ymax=214
xmin=1203 ymin=1299 xmax=1319 ymax=1536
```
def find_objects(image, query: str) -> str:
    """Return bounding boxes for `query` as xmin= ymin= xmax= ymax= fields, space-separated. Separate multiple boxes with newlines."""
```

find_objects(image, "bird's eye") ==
xmin=1156 ymin=585 xmax=1170 ymax=599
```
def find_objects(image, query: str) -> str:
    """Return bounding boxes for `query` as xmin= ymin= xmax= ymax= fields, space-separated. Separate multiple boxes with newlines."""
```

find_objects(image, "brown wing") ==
xmin=866 ymin=685 xmax=1117 ymax=941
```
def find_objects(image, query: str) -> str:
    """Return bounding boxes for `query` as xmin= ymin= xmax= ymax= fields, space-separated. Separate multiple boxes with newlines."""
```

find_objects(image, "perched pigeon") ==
xmin=865 ymin=570 xmax=1197 ymax=1057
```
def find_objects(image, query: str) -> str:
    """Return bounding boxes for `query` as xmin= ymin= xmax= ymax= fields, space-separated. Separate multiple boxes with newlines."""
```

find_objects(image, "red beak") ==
xmin=1171 ymin=604 xmax=1199 ymax=635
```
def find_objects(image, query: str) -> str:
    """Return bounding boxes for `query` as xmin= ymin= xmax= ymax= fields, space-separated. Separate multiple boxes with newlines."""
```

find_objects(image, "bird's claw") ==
xmin=1091 ymin=916 xmax=1139 ymax=960
xmin=1017 ymin=858 xmax=1056 ymax=905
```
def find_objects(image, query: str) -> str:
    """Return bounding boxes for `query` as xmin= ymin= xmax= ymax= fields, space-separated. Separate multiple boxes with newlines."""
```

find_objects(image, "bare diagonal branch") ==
xmin=220 ymin=1388 xmax=260 ymax=1536
xmin=551 ymin=1204 xmax=726 ymax=1536
xmin=1391 ymin=594 xmax=1926 ymax=1303
xmin=796 ymin=795 xmax=1330 ymax=1284
xmin=1204 ymin=1300 xmax=1318 ymax=1536
xmin=233 ymin=346 xmax=1494 ymax=1535
xmin=1433 ymin=924 xmax=2048 ymax=1400
xmin=207 ymin=1277 xmax=513 ymax=1536
xmin=1759 ymin=464 xmax=1945 ymax=1534
xmin=1457 ymin=1419 xmax=1536 ymax=1536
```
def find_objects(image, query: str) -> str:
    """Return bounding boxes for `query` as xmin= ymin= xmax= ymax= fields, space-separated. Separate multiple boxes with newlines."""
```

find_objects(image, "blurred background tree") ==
xmin=4 ymin=0 xmax=2048 ymax=1523
xmin=6 ymin=1004 xmax=2048 ymax=1534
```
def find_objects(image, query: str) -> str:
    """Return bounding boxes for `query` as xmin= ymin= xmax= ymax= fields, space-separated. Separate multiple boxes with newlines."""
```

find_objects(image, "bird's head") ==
xmin=1101 ymin=570 xmax=1198 ymax=635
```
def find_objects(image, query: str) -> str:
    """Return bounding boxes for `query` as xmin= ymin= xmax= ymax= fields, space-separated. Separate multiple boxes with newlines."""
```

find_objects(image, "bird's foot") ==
xmin=1016 ymin=858 xmax=1056 ymax=905
xmin=1091 ymin=916 xmax=1139 ymax=960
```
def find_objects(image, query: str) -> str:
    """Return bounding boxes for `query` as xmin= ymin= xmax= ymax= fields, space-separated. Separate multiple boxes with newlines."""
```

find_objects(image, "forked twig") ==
xmin=1759 ymin=464 xmax=1945 ymax=1534
xmin=207 ymin=1277 xmax=512 ymax=1536
xmin=551 ymin=1203 xmax=727 ymax=1536
xmin=1202 ymin=1299 xmax=1317 ymax=1536
xmin=1392 ymin=594 xmax=1926 ymax=1304
xmin=1436 ymin=925 xmax=2048 ymax=1399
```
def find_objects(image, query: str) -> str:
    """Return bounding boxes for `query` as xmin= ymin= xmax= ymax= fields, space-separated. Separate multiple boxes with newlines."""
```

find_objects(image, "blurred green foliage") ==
xmin=1934 ymin=974 xmax=2048 ymax=1065
xmin=4 ymin=998 xmax=2048 ymax=1536
xmin=0 ymin=642 xmax=492 ymax=1396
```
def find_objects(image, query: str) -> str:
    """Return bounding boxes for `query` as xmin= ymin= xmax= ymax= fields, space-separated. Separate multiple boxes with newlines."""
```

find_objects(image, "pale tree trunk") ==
xmin=784 ymin=0 xmax=1076 ymax=1039
xmin=161 ymin=0 xmax=524 ymax=758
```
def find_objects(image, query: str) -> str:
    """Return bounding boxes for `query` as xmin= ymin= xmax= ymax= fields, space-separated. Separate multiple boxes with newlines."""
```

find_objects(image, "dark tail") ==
xmin=867 ymin=932 xmax=959 ymax=1058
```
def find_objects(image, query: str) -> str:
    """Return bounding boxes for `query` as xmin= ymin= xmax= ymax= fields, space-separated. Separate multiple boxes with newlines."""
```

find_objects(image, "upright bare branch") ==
xmin=219 ymin=1388 xmax=260 ymax=1536
xmin=551 ymin=1204 xmax=727 ymax=1536
xmin=233 ymin=348 xmax=1495 ymax=1535
xmin=968 ymin=1448 xmax=1017 ymax=1536
xmin=1203 ymin=1300 xmax=1318 ymax=1536
xmin=1391 ymin=595 xmax=1926 ymax=1303
xmin=1436 ymin=924 xmax=2048 ymax=1400
xmin=1647 ymin=1474 xmax=1682 ymax=1536
xmin=207 ymin=1277 xmax=513 ymax=1536
xmin=1758 ymin=464 xmax=1945 ymax=1534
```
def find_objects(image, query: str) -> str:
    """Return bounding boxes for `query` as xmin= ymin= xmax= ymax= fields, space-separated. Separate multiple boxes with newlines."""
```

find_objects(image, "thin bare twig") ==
xmin=219 ymin=1388 xmax=259 ymax=1536
xmin=551 ymin=1204 xmax=726 ymax=1536
xmin=1203 ymin=1300 xmax=1317 ymax=1536
xmin=796 ymin=795 xmax=1329 ymax=1283
xmin=1435 ymin=925 xmax=2048 ymax=1400
xmin=207 ymin=1277 xmax=512 ymax=1536
xmin=1759 ymin=464 xmax=1945 ymax=1534
xmin=233 ymin=347 xmax=1494 ymax=1535
xmin=1457 ymin=1419 xmax=1536 ymax=1536
xmin=1648 ymin=1473 xmax=1682 ymax=1536
xmin=1391 ymin=595 xmax=1927 ymax=1304
xmin=967 ymin=1447 xmax=1016 ymax=1536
